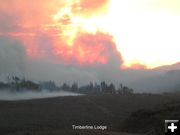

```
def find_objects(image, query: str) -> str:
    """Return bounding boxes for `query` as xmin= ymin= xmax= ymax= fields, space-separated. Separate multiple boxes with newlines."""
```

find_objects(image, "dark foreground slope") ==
xmin=0 ymin=94 xmax=179 ymax=135
xmin=122 ymin=95 xmax=180 ymax=134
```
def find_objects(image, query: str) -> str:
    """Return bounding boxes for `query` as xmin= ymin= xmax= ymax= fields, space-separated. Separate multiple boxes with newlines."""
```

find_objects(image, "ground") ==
xmin=0 ymin=93 xmax=179 ymax=135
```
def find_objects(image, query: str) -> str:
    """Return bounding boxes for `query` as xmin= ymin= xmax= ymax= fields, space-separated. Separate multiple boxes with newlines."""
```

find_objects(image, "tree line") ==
xmin=61 ymin=82 xmax=134 ymax=95
xmin=0 ymin=76 xmax=134 ymax=95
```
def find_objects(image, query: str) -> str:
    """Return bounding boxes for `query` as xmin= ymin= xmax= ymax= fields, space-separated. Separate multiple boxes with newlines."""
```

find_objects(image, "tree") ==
xmin=101 ymin=81 xmax=107 ymax=93
xmin=61 ymin=83 xmax=70 ymax=91
xmin=94 ymin=83 xmax=101 ymax=94
xmin=71 ymin=82 xmax=78 ymax=92
xmin=109 ymin=83 xmax=116 ymax=94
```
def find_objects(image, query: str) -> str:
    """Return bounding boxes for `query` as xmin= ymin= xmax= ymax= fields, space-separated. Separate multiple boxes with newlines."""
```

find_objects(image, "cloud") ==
xmin=0 ymin=35 xmax=179 ymax=93
xmin=0 ymin=0 xmax=180 ymax=94
xmin=53 ymin=32 xmax=122 ymax=65
xmin=146 ymin=0 xmax=180 ymax=14
xmin=0 ymin=36 xmax=26 ymax=76
xmin=0 ymin=0 xmax=123 ymax=86
xmin=0 ymin=0 xmax=122 ymax=66
xmin=72 ymin=0 xmax=109 ymax=16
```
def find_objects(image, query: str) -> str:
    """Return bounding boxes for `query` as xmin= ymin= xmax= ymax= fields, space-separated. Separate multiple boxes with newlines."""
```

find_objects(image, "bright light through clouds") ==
xmin=108 ymin=0 xmax=180 ymax=68
xmin=52 ymin=0 xmax=180 ymax=69
xmin=94 ymin=0 xmax=180 ymax=68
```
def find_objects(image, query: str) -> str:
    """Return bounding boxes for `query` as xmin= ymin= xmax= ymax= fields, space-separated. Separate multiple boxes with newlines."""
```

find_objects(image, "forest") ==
xmin=0 ymin=76 xmax=134 ymax=95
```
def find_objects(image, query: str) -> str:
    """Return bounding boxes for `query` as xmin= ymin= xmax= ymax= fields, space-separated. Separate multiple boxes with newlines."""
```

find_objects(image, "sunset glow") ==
xmin=1 ymin=0 xmax=180 ymax=69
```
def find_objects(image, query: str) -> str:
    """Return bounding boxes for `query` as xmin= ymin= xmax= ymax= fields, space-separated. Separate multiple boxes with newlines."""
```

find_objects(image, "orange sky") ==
xmin=0 ymin=0 xmax=180 ymax=69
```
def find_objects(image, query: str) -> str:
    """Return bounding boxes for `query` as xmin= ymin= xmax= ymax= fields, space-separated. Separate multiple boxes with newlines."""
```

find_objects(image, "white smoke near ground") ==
xmin=0 ymin=90 xmax=82 ymax=101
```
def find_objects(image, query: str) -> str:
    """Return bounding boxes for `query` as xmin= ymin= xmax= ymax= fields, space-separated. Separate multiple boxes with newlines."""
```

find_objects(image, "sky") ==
xmin=0 ymin=0 xmax=180 ymax=92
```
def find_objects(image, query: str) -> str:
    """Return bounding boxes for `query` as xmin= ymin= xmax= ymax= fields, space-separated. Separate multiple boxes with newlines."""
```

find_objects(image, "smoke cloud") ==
xmin=0 ymin=36 xmax=26 ymax=77
xmin=0 ymin=0 xmax=180 ymax=95
xmin=0 ymin=90 xmax=82 ymax=101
